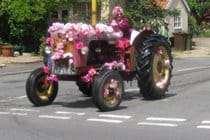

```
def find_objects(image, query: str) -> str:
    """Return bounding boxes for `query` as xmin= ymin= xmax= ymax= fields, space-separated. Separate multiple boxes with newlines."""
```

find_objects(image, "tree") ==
xmin=124 ymin=0 xmax=177 ymax=32
xmin=0 ymin=0 xmax=73 ymax=52
xmin=187 ymin=0 xmax=210 ymax=25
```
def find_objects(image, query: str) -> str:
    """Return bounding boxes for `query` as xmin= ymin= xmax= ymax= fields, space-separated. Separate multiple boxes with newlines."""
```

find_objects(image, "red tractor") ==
xmin=25 ymin=22 xmax=173 ymax=111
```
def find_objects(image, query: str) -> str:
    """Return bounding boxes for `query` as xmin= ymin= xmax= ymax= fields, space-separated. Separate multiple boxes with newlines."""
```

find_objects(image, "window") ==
xmin=174 ymin=14 xmax=182 ymax=30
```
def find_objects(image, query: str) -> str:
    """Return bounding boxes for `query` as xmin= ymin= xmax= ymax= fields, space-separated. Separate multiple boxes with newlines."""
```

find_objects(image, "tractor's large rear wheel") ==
xmin=76 ymin=80 xmax=92 ymax=97
xmin=25 ymin=67 xmax=58 ymax=106
xmin=136 ymin=36 xmax=173 ymax=99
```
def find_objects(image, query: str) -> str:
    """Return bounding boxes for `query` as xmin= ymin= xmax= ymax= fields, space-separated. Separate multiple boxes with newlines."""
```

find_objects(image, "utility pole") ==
xmin=91 ymin=0 xmax=97 ymax=25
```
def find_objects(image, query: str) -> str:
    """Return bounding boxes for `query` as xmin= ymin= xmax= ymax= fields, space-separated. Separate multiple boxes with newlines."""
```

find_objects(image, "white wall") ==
xmin=168 ymin=0 xmax=189 ymax=35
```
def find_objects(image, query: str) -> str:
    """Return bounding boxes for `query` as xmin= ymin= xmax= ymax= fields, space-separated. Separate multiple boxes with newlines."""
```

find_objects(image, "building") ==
xmin=157 ymin=0 xmax=191 ymax=33
xmin=51 ymin=0 xmax=100 ymax=24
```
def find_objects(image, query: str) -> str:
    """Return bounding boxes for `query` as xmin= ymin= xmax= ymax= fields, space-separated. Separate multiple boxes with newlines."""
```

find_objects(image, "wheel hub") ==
xmin=103 ymin=79 xmax=121 ymax=105
xmin=36 ymin=76 xmax=53 ymax=100
xmin=153 ymin=47 xmax=170 ymax=89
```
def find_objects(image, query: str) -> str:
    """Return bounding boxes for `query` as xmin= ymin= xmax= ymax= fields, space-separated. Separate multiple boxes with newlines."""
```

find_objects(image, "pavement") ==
xmin=0 ymin=56 xmax=43 ymax=76
xmin=0 ymin=37 xmax=209 ymax=76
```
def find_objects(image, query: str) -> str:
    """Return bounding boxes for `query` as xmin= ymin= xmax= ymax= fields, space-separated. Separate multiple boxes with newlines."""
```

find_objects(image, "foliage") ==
xmin=0 ymin=0 xmax=74 ymax=52
xmin=186 ymin=0 xmax=210 ymax=25
xmin=189 ymin=15 xmax=210 ymax=37
xmin=188 ymin=16 xmax=201 ymax=35
xmin=124 ymin=0 xmax=178 ymax=32
xmin=197 ymin=23 xmax=210 ymax=37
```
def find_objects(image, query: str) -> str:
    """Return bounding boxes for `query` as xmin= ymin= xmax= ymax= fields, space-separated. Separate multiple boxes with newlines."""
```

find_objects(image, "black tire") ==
xmin=136 ymin=35 xmax=173 ymax=99
xmin=25 ymin=67 xmax=58 ymax=106
xmin=92 ymin=70 xmax=124 ymax=111
xmin=76 ymin=80 xmax=92 ymax=97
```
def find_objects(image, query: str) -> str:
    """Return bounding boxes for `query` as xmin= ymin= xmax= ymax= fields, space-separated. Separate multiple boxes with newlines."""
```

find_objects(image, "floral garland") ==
xmin=43 ymin=66 xmax=58 ymax=82
xmin=81 ymin=61 xmax=126 ymax=83
xmin=48 ymin=22 xmax=123 ymax=65
xmin=47 ymin=22 xmax=129 ymax=82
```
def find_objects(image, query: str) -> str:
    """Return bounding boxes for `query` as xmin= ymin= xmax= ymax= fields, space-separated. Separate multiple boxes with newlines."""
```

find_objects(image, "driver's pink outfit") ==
xmin=109 ymin=17 xmax=132 ymax=62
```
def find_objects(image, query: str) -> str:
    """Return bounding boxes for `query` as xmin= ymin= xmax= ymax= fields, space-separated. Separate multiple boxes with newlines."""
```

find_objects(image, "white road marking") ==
xmin=0 ymin=95 xmax=26 ymax=102
xmin=0 ymin=99 xmax=13 ymax=103
xmin=197 ymin=125 xmax=210 ymax=129
xmin=12 ymin=113 xmax=27 ymax=116
xmin=15 ymin=96 xmax=27 ymax=99
xmin=125 ymin=88 xmax=139 ymax=92
xmin=39 ymin=115 xmax=70 ymax=120
xmin=202 ymin=121 xmax=210 ymax=124
xmin=138 ymin=122 xmax=177 ymax=127
xmin=55 ymin=111 xmax=85 ymax=116
xmin=0 ymin=112 xmax=10 ymax=115
xmin=87 ymin=118 xmax=123 ymax=123
xmin=11 ymin=108 xmax=40 ymax=112
xmin=99 ymin=114 xmax=132 ymax=119
xmin=146 ymin=117 xmax=187 ymax=122
xmin=177 ymin=66 xmax=210 ymax=72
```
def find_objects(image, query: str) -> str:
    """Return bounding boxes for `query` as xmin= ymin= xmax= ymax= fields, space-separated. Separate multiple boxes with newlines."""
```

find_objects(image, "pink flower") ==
xmin=82 ymin=29 xmax=89 ymax=37
xmin=69 ymin=58 xmax=74 ymax=65
xmin=82 ymin=75 xmax=92 ymax=83
xmin=46 ymin=37 xmax=54 ymax=47
xmin=43 ymin=66 xmax=50 ymax=75
xmin=93 ymin=28 xmax=101 ymax=37
xmin=57 ymin=43 xmax=64 ymax=49
xmin=81 ymin=68 xmax=97 ymax=83
xmin=117 ymin=38 xmax=130 ymax=49
xmin=47 ymin=74 xmax=58 ymax=82
xmin=88 ymin=68 xmax=96 ymax=76
xmin=75 ymin=41 xmax=85 ymax=50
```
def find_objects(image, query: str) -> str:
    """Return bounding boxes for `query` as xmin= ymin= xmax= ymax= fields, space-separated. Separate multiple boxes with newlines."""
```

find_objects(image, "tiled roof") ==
xmin=156 ymin=0 xmax=170 ymax=8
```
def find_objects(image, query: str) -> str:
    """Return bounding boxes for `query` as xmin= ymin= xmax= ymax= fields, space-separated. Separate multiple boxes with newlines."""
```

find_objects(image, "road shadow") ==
xmin=140 ymin=92 xmax=177 ymax=101
xmin=53 ymin=98 xmax=95 ymax=108
xmin=51 ymin=90 xmax=176 ymax=111
xmin=53 ymin=97 xmax=128 ymax=112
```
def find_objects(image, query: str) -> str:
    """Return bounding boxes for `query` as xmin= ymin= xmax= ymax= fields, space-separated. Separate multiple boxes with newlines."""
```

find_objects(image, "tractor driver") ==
xmin=109 ymin=6 xmax=132 ymax=63
xmin=109 ymin=6 xmax=132 ymax=39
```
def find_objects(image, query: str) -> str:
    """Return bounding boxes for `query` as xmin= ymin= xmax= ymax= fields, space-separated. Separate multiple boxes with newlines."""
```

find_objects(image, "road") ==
xmin=0 ymin=57 xmax=210 ymax=140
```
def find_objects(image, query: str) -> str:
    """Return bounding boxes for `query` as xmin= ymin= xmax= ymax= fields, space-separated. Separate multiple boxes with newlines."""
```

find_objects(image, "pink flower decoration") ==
xmin=69 ymin=58 xmax=74 ymax=65
xmin=88 ymin=68 xmax=96 ymax=76
xmin=46 ymin=37 xmax=54 ymax=47
xmin=82 ymin=68 xmax=97 ymax=83
xmin=57 ymin=43 xmax=64 ymax=50
xmin=93 ymin=28 xmax=101 ymax=37
xmin=47 ymin=74 xmax=58 ymax=82
xmin=117 ymin=38 xmax=130 ymax=49
xmin=43 ymin=66 xmax=50 ymax=75
xmin=75 ymin=41 xmax=85 ymax=50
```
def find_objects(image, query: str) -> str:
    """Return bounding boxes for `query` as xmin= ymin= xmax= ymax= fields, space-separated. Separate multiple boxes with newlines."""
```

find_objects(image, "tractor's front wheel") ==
xmin=92 ymin=70 xmax=124 ymax=111
xmin=25 ymin=67 xmax=58 ymax=106
xmin=136 ymin=36 xmax=173 ymax=99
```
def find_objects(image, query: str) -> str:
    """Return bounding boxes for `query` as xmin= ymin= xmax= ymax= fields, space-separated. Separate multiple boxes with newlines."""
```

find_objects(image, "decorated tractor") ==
xmin=25 ymin=22 xmax=173 ymax=111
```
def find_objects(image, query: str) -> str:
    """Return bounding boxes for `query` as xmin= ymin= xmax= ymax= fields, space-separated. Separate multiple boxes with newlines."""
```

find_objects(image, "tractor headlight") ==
xmin=45 ymin=46 xmax=51 ymax=54
xmin=81 ymin=46 xmax=89 ymax=55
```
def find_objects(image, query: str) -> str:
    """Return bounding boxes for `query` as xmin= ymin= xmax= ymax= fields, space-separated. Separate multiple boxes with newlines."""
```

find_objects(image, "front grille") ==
xmin=51 ymin=59 xmax=76 ymax=75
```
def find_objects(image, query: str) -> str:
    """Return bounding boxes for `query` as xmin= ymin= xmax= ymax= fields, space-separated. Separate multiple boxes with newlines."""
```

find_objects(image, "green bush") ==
xmin=188 ymin=16 xmax=201 ymax=36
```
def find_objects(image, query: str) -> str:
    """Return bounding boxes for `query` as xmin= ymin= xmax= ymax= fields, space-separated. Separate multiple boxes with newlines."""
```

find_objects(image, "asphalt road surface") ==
xmin=0 ymin=57 xmax=210 ymax=140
